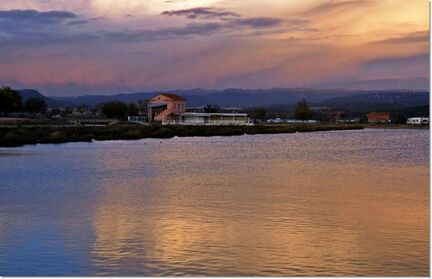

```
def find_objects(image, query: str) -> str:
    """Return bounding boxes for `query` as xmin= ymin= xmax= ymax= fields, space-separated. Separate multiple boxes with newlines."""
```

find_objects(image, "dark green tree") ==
xmin=204 ymin=104 xmax=219 ymax=113
xmin=102 ymin=101 xmax=128 ymax=119
xmin=251 ymin=108 xmax=267 ymax=121
xmin=294 ymin=99 xmax=312 ymax=121
xmin=64 ymin=107 xmax=73 ymax=115
xmin=77 ymin=104 xmax=88 ymax=114
xmin=24 ymin=97 xmax=47 ymax=114
xmin=128 ymin=103 xmax=139 ymax=115
xmin=138 ymin=100 xmax=148 ymax=115
xmin=394 ymin=114 xmax=407 ymax=124
xmin=0 ymin=86 xmax=22 ymax=115
xmin=50 ymin=107 xmax=61 ymax=115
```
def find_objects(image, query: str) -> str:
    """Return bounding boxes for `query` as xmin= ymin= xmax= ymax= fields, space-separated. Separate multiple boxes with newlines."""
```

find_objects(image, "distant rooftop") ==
xmin=158 ymin=93 xmax=186 ymax=102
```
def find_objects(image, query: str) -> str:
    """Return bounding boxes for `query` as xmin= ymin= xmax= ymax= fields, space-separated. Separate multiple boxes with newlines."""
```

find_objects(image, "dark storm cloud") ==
xmin=0 ymin=9 xmax=95 ymax=47
xmin=0 ymin=6 xmax=290 ymax=48
xmin=161 ymin=7 xmax=310 ymax=34
xmin=0 ymin=9 xmax=82 ymax=36
xmin=371 ymin=31 xmax=429 ymax=44
xmin=102 ymin=22 xmax=225 ymax=42
xmin=102 ymin=15 xmax=293 ymax=42
xmin=229 ymin=17 xmax=283 ymax=28
xmin=67 ymin=19 xmax=88 ymax=25
xmin=0 ymin=9 xmax=77 ymax=24
xmin=161 ymin=7 xmax=239 ymax=20
xmin=161 ymin=7 xmax=286 ymax=28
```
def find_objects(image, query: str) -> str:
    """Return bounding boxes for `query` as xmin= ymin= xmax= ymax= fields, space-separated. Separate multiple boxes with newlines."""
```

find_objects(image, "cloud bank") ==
xmin=0 ymin=0 xmax=428 ymax=95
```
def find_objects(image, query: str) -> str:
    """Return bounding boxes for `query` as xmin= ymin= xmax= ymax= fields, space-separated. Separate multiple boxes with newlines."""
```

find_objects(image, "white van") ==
xmin=407 ymin=117 xmax=429 ymax=125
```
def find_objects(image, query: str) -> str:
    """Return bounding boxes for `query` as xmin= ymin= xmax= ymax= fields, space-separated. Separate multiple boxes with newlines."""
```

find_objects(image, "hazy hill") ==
xmin=19 ymin=89 xmax=50 ymax=101
xmin=19 ymin=89 xmax=72 ymax=107
xmin=16 ymin=88 xmax=429 ymax=115
xmin=317 ymin=77 xmax=429 ymax=91
xmin=50 ymin=88 xmax=356 ymax=107
xmin=321 ymin=92 xmax=429 ymax=112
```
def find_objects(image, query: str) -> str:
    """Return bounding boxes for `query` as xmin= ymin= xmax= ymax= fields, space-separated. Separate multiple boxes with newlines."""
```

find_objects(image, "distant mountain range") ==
xmin=18 ymin=89 xmax=71 ymax=108
xmin=321 ymin=92 xmax=429 ymax=112
xmin=316 ymin=77 xmax=429 ymax=91
xmin=18 ymin=88 xmax=429 ymax=113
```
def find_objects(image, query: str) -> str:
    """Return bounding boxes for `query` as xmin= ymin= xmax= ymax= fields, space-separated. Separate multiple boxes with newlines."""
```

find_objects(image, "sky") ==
xmin=0 ymin=0 xmax=429 ymax=96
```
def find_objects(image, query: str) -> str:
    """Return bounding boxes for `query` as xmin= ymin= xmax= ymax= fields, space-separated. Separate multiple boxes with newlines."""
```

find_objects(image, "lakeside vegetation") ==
xmin=1 ymin=85 xmax=427 ymax=148
xmin=0 ymin=124 xmax=364 ymax=147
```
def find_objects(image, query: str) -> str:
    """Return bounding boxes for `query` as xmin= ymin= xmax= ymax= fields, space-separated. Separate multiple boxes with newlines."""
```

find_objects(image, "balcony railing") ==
xmin=162 ymin=120 xmax=254 ymax=126
xmin=128 ymin=116 xmax=148 ymax=124
xmin=70 ymin=118 xmax=119 ymax=126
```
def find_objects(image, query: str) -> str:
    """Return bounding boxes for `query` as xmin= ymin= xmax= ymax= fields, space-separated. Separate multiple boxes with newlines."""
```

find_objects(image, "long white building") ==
xmin=144 ymin=93 xmax=253 ymax=126
xmin=163 ymin=112 xmax=253 ymax=126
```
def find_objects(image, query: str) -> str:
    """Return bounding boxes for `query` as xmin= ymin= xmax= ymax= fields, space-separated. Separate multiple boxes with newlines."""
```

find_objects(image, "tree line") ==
xmin=1 ymin=85 xmax=314 ymax=121
xmin=0 ymin=86 xmax=145 ymax=119
xmin=0 ymin=86 xmax=47 ymax=115
xmin=249 ymin=100 xmax=312 ymax=122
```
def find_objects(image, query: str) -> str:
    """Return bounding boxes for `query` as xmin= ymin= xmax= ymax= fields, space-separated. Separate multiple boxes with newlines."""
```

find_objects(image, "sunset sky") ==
xmin=0 ymin=0 xmax=429 ymax=96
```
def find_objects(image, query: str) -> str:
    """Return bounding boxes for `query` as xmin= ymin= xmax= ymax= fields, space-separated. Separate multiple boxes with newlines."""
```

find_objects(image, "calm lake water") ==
xmin=0 ymin=128 xmax=429 ymax=276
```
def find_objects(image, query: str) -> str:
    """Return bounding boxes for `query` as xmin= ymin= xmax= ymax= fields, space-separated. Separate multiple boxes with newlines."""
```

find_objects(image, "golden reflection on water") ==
xmin=0 ymin=130 xmax=428 ymax=276
xmin=90 ymin=153 xmax=429 ymax=276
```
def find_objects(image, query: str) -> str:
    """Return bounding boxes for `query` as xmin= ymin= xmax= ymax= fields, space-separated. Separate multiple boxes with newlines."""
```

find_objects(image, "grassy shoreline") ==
xmin=0 ymin=124 xmax=364 ymax=147
xmin=364 ymin=124 xmax=429 ymax=129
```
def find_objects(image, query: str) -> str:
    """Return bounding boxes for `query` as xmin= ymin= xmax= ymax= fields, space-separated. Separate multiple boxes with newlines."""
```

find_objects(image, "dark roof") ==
xmin=158 ymin=93 xmax=186 ymax=101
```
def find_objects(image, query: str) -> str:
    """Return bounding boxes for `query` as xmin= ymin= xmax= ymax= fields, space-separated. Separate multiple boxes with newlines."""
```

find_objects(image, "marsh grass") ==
xmin=0 ymin=124 xmax=364 ymax=147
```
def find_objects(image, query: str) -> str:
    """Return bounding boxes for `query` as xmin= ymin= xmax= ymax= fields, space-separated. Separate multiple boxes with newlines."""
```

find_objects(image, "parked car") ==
xmin=267 ymin=118 xmax=283 ymax=123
